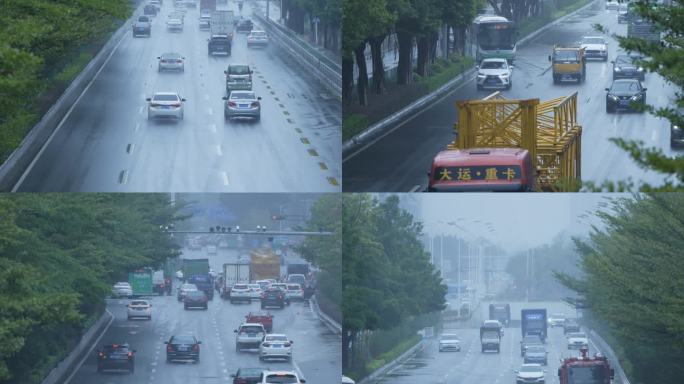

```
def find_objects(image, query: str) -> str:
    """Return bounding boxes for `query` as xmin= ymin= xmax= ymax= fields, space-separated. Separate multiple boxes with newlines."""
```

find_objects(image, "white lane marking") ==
xmin=651 ymin=129 xmax=657 ymax=141
xmin=205 ymin=94 xmax=210 ymax=101
xmin=221 ymin=171 xmax=229 ymax=186
xmin=139 ymin=106 xmax=144 ymax=114
xmin=135 ymin=122 xmax=140 ymax=132
xmin=64 ymin=309 xmax=115 ymax=384
xmin=409 ymin=184 xmax=422 ymax=192
xmin=210 ymin=124 xmax=217 ymax=133
xmin=208 ymin=107 xmax=214 ymax=115
xmin=216 ymin=145 xmax=223 ymax=156
xmin=12 ymin=24 xmax=131 ymax=192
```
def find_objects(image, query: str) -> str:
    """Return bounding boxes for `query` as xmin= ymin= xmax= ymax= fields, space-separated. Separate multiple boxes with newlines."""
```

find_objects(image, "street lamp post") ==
xmin=313 ymin=16 xmax=320 ymax=45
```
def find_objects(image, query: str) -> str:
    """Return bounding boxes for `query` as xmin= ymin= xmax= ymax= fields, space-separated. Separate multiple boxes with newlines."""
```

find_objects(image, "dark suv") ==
xmin=97 ymin=343 xmax=135 ymax=373
xmin=236 ymin=19 xmax=253 ymax=33
xmin=605 ymin=79 xmax=646 ymax=113
xmin=231 ymin=367 xmax=263 ymax=384
xmin=261 ymin=287 xmax=286 ymax=309
xmin=165 ymin=335 xmax=202 ymax=363
xmin=184 ymin=290 xmax=209 ymax=310
xmin=611 ymin=54 xmax=645 ymax=81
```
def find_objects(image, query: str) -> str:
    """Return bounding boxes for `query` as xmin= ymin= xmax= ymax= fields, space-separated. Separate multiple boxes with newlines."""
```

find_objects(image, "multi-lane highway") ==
xmin=366 ymin=301 xmax=600 ymax=384
xmin=15 ymin=1 xmax=341 ymax=192
xmin=68 ymin=247 xmax=341 ymax=383
xmin=343 ymin=1 xmax=679 ymax=191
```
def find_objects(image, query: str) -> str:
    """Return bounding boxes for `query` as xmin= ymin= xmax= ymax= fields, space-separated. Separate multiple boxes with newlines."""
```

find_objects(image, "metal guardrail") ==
xmin=310 ymin=295 xmax=342 ymax=335
xmin=251 ymin=13 xmax=341 ymax=98
xmin=357 ymin=339 xmax=425 ymax=384
xmin=589 ymin=330 xmax=631 ymax=384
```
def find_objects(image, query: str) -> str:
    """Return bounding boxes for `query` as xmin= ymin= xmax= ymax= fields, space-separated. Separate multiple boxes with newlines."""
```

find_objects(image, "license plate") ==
xmin=238 ymin=104 xmax=249 ymax=108
xmin=619 ymin=100 xmax=630 ymax=106
xmin=248 ymin=333 xmax=256 ymax=337
xmin=272 ymin=344 xmax=283 ymax=348
xmin=160 ymin=106 xmax=170 ymax=109
xmin=178 ymin=347 xmax=188 ymax=351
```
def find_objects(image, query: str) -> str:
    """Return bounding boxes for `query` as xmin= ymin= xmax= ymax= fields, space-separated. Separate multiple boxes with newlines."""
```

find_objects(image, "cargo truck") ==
xmin=489 ymin=303 xmax=511 ymax=327
xmin=521 ymin=309 xmax=547 ymax=343
xmin=208 ymin=10 xmax=234 ymax=55
xmin=480 ymin=322 xmax=502 ymax=353
xmin=250 ymin=249 xmax=281 ymax=281
xmin=183 ymin=259 xmax=214 ymax=300
xmin=200 ymin=0 xmax=216 ymax=14
xmin=221 ymin=262 xmax=250 ymax=298
xmin=286 ymin=263 xmax=309 ymax=276
xmin=128 ymin=268 xmax=154 ymax=296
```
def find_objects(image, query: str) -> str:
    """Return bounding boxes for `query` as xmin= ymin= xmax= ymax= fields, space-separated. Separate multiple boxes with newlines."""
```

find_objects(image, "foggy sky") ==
xmin=419 ymin=194 xmax=630 ymax=253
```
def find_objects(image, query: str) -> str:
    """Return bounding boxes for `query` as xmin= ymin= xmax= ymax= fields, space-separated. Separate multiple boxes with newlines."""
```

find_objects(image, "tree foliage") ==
xmin=556 ymin=194 xmax=684 ymax=383
xmin=0 ymin=194 xmax=180 ymax=383
xmin=342 ymin=194 xmax=446 ymax=369
xmin=0 ymin=0 xmax=129 ymax=161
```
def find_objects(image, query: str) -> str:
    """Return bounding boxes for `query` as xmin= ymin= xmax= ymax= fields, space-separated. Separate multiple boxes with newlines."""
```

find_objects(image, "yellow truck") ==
xmin=548 ymin=45 xmax=586 ymax=84
xmin=250 ymin=248 xmax=281 ymax=281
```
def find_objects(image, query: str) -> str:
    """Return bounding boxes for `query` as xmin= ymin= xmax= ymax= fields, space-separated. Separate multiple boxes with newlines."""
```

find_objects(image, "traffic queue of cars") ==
xmin=132 ymin=1 xmax=270 ymax=124
xmin=104 ymin=272 xmax=308 ymax=382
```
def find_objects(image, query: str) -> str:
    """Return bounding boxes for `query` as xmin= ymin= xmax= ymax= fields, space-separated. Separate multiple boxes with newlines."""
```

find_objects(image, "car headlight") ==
xmin=631 ymin=94 xmax=643 ymax=101
xmin=637 ymin=67 xmax=644 ymax=72
xmin=614 ymin=67 xmax=621 ymax=72
xmin=609 ymin=95 xmax=619 ymax=101
xmin=477 ymin=74 xmax=486 ymax=78
xmin=673 ymin=125 xmax=681 ymax=131
xmin=500 ymin=74 xmax=509 ymax=78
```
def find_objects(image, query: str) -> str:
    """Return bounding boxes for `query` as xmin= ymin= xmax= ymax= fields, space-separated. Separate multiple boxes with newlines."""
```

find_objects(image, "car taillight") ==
xmin=228 ymin=102 xmax=237 ymax=107
xmin=284 ymin=342 xmax=291 ymax=347
xmin=161 ymin=60 xmax=167 ymax=63
xmin=193 ymin=344 xmax=200 ymax=351
xmin=98 ymin=352 xmax=104 ymax=357
xmin=127 ymin=352 xmax=133 ymax=358
xmin=171 ymin=103 xmax=181 ymax=107
xmin=262 ymin=342 xmax=270 ymax=347
xmin=150 ymin=103 xmax=160 ymax=107
xmin=177 ymin=60 xmax=182 ymax=63
xmin=167 ymin=345 xmax=173 ymax=352
xmin=250 ymin=101 xmax=260 ymax=108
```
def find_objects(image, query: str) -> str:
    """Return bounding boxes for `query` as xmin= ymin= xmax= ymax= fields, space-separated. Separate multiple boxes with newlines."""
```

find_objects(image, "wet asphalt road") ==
xmin=15 ymin=1 xmax=341 ymax=192
xmin=343 ymin=1 xmax=679 ymax=192
xmin=367 ymin=301 xmax=598 ymax=384
xmin=68 ymin=247 xmax=341 ymax=384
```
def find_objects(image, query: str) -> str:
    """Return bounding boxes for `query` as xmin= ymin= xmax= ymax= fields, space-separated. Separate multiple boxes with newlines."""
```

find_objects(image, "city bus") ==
xmin=467 ymin=15 xmax=517 ymax=63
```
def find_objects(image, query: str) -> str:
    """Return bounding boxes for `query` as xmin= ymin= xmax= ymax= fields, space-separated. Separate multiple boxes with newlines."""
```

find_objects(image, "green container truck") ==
xmin=183 ymin=259 xmax=210 ymax=276
xmin=128 ymin=268 xmax=154 ymax=296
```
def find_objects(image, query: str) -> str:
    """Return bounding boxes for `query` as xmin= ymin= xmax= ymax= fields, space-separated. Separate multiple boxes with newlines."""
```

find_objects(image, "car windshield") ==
xmin=234 ymin=284 xmax=248 ymax=289
xmin=287 ymin=285 xmax=300 ymax=290
xmin=551 ymin=314 xmax=564 ymax=319
xmin=115 ymin=282 xmax=130 ymax=287
xmin=524 ymin=336 xmax=542 ymax=344
xmin=187 ymin=291 xmax=205 ymax=298
xmin=103 ymin=344 xmax=129 ymax=353
xmin=266 ymin=335 xmax=288 ymax=341
xmin=265 ymin=374 xmax=299 ymax=383
xmin=241 ymin=325 xmax=264 ymax=333
xmin=567 ymin=365 xmax=606 ymax=383
xmin=139 ymin=16 xmax=149 ymax=22
xmin=248 ymin=284 xmax=260 ymax=289
xmin=230 ymin=92 xmax=255 ymax=100
xmin=481 ymin=61 xmax=505 ymax=69
xmin=611 ymin=81 xmax=641 ymax=92
xmin=252 ymin=31 xmax=267 ymax=37
xmin=582 ymin=37 xmax=604 ymax=45
xmin=238 ymin=368 xmax=264 ymax=377
xmin=154 ymin=94 xmax=179 ymax=101
xmin=520 ymin=366 xmax=542 ymax=373
xmin=554 ymin=50 xmax=579 ymax=62
xmin=441 ymin=334 xmax=459 ymax=341
xmin=182 ymin=284 xmax=197 ymax=290
xmin=526 ymin=346 xmax=545 ymax=353
xmin=130 ymin=301 xmax=148 ymax=306
xmin=162 ymin=53 xmax=181 ymax=60
xmin=171 ymin=335 xmax=196 ymax=344
xmin=229 ymin=65 xmax=250 ymax=74
xmin=569 ymin=333 xmax=586 ymax=338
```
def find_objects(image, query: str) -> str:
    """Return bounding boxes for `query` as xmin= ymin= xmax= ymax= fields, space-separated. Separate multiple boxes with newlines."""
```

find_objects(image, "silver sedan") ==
xmin=157 ymin=53 xmax=185 ymax=72
xmin=223 ymin=91 xmax=261 ymax=121
xmin=147 ymin=92 xmax=186 ymax=120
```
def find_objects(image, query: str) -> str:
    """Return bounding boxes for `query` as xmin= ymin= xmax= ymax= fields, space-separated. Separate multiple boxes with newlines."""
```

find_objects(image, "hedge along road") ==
xmin=342 ymin=2 xmax=679 ymax=192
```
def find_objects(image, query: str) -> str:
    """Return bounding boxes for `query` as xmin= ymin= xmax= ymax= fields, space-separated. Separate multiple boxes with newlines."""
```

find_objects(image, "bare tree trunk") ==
xmin=396 ymin=31 xmax=413 ymax=85
xmin=416 ymin=36 xmax=429 ymax=77
xmin=342 ymin=56 xmax=354 ymax=105
xmin=369 ymin=35 xmax=387 ymax=94
xmin=354 ymin=43 xmax=369 ymax=106
xmin=429 ymin=32 xmax=439 ymax=65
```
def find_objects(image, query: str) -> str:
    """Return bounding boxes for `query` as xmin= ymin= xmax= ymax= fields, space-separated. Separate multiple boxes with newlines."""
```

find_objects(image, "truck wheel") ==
xmin=552 ymin=75 xmax=558 ymax=84
xmin=235 ymin=345 xmax=240 ymax=352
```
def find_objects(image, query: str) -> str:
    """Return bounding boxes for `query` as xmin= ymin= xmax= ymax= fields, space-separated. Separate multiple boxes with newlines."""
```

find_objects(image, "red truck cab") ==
xmin=428 ymin=148 xmax=536 ymax=192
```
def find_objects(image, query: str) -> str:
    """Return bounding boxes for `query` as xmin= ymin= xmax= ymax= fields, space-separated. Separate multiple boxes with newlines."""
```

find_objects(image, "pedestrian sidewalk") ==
xmin=250 ymin=1 xmax=340 ymax=67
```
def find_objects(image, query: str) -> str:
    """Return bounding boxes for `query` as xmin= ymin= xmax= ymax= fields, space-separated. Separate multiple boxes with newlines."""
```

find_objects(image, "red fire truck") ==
xmin=558 ymin=346 xmax=614 ymax=384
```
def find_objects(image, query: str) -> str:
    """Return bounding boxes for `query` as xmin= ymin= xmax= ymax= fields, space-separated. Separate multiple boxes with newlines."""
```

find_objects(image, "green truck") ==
xmin=183 ymin=258 xmax=210 ymax=276
xmin=128 ymin=268 xmax=154 ymax=296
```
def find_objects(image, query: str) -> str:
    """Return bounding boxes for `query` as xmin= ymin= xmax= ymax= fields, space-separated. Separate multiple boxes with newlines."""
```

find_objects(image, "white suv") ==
xmin=259 ymin=334 xmax=293 ymax=361
xmin=230 ymin=283 xmax=252 ymax=304
xmin=234 ymin=323 xmax=266 ymax=351
xmin=261 ymin=370 xmax=306 ymax=383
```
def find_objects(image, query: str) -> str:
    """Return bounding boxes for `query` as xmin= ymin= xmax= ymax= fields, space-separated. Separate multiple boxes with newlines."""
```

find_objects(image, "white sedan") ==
xmin=567 ymin=332 xmax=589 ymax=349
xmin=146 ymin=92 xmax=186 ymax=120
xmin=112 ymin=282 xmax=133 ymax=297
xmin=259 ymin=334 xmax=293 ymax=361
xmin=580 ymin=36 xmax=608 ymax=61
xmin=127 ymin=300 xmax=152 ymax=320
xmin=248 ymin=284 xmax=263 ymax=299
xmin=606 ymin=0 xmax=619 ymax=10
